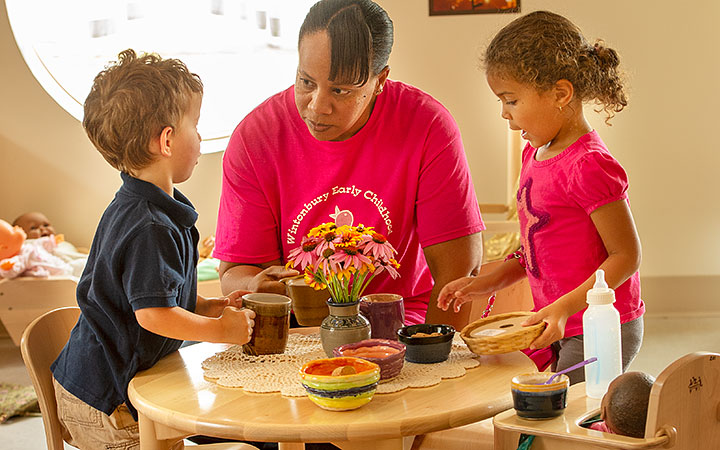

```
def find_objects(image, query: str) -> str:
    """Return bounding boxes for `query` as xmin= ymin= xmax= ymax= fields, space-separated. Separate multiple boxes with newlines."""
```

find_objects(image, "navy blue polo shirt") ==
xmin=52 ymin=172 xmax=199 ymax=420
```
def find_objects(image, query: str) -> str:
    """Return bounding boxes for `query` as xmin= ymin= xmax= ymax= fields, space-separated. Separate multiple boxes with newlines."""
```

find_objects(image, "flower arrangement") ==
xmin=286 ymin=222 xmax=400 ymax=303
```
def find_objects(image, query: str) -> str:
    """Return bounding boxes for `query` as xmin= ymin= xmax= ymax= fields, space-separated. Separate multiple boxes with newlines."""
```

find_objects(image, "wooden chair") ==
xmin=20 ymin=306 xmax=80 ymax=450
xmin=20 ymin=306 xmax=257 ymax=450
xmin=493 ymin=351 xmax=720 ymax=449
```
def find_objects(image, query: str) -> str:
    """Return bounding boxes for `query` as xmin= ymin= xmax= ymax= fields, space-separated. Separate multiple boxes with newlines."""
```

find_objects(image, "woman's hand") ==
xmin=196 ymin=290 xmax=249 ymax=318
xmin=219 ymin=306 xmax=256 ymax=345
xmin=437 ymin=275 xmax=495 ymax=313
xmin=248 ymin=266 xmax=299 ymax=294
xmin=218 ymin=260 xmax=298 ymax=295
xmin=521 ymin=299 xmax=572 ymax=349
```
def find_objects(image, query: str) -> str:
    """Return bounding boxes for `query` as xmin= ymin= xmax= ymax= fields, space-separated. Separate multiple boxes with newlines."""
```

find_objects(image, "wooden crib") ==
xmin=493 ymin=351 xmax=720 ymax=449
xmin=0 ymin=276 xmax=223 ymax=345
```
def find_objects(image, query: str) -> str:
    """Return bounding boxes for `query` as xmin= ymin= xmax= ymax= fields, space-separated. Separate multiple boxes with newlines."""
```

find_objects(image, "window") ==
xmin=6 ymin=0 xmax=315 ymax=153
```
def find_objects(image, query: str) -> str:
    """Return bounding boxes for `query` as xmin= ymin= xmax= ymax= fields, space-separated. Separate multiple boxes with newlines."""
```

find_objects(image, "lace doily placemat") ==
xmin=202 ymin=333 xmax=479 ymax=397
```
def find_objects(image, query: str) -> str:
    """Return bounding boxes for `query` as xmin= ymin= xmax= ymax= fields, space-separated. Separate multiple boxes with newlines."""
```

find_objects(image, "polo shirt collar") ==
xmin=119 ymin=172 xmax=198 ymax=229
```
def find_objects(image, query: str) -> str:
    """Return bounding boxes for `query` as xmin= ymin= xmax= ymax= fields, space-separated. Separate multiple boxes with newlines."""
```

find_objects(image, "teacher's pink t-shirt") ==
xmin=517 ymin=131 xmax=644 ymax=337
xmin=214 ymin=80 xmax=484 ymax=324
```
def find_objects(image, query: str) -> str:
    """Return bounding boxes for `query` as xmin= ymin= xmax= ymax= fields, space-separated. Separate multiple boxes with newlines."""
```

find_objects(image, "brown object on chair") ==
xmin=493 ymin=351 xmax=720 ymax=449
xmin=20 ymin=307 xmax=258 ymax=450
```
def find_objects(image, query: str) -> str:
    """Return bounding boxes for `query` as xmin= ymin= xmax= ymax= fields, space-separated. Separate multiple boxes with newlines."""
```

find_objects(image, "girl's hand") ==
xmin=437 ymin=276 xmax=495 ymax=313
xmin=521 ymin=300 xmax=571 ymax=349
xmin=219 ymin=306 xmax=256 ymax=345
xmin=197 ymin=290 xmax=250 ymax=318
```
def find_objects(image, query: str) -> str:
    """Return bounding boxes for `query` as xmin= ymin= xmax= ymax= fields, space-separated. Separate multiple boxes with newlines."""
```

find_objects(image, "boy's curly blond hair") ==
xmin=82 ymin=49 xmax=203 ymax=174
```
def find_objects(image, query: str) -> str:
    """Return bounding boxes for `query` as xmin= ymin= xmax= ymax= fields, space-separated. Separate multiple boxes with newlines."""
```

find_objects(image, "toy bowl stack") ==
xmin=299 ymin=356 xmax=380 ymax=411
xmin=333 ymin=339 xmax=406 ymax=381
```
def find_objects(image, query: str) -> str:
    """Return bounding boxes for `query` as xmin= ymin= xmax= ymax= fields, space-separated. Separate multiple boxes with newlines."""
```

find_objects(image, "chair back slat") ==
xmin=645 ymin=351 xmax=720 ymax=448
xmin=20 ymin=306 xmax=80 ymax=450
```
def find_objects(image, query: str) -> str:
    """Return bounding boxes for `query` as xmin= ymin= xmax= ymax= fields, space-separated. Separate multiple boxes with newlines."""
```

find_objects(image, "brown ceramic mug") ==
xmin=242 ymin=293 xmax=291 ymax=355
xmin=359 ymin=293 xmax=405 ymax=341
xmin=283 ymin=277 xmax=329 ymax=326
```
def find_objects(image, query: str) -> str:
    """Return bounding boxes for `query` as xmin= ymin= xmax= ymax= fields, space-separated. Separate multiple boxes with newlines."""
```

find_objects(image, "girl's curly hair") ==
xmin=483 ymin=11 xmax=627 ymax=123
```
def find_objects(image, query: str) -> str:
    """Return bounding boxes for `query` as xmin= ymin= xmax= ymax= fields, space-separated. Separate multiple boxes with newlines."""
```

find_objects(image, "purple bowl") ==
xmin=333 ymin=339 xmax=406 ymax=380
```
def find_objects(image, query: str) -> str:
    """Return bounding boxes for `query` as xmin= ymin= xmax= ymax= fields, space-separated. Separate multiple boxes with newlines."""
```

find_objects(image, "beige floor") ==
xmin=1 ymin=314 xmax=719 ymax=449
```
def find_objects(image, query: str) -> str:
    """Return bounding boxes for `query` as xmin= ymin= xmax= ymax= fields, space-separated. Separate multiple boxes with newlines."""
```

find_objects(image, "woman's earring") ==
xmin=558 ymin=105 xmax=563 ymax=112
xmin=377 ymin=86 xmax=384 ymax=94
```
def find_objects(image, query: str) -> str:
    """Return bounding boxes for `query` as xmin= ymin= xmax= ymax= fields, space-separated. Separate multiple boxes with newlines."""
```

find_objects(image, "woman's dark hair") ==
xmin=299 ymin=0 xmax=393 ymax=86
xmin=484 ymin=10 xmax=627 ymax=122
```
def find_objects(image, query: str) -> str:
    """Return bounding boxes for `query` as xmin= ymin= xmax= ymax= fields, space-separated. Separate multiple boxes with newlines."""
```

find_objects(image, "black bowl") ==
xmin=397 ymin=324 xmax=455 ymax=363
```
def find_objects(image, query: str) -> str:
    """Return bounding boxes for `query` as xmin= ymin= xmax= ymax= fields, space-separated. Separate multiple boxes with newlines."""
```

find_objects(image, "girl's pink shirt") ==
xmin=517 ymin=131 xmax=644 ymax=337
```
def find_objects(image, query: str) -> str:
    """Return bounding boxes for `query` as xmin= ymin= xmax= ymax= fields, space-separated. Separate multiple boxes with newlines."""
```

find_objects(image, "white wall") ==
xmin=377 ymin=0 xmax=720 ymax=278
xmin=1 ymin=1 xmax=719 ymax=289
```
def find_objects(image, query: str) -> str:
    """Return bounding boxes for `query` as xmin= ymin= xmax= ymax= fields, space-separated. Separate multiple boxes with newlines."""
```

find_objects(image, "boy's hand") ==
xmin=522 ymin=301 xmax=570 ymax=350
xmin=197 ymin=290 xmax=250 ymax=318
xmin=219 ymin=306 xmax=256 ymax=345
xmin=437 ymin=276 xmax=495 ymax=313
xmin=223 ymin=290 xmax=247 ymax=308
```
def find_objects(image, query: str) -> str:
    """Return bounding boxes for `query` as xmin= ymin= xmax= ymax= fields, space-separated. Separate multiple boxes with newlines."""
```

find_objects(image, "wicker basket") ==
xmin=460 ymin=312 xmax=545 ymax=355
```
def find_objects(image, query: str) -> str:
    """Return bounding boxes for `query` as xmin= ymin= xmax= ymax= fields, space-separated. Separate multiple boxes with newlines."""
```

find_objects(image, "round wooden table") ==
xmin=128 ymin=332 xmax=535 ymax=450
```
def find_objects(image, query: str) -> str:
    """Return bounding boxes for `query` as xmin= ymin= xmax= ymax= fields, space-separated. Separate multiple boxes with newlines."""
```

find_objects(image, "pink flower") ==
xmin=315 ymin=230 xmax=337 ymax=256
xmin=375 ymin=258 xmax=401 ymax=279
xmin=318 ymin=247 xmax=341 ymax=277
xmin=287 ymin=236 xmax=319 ymax=271
xmin=361 ymin=232 xmax=397 ymax=260
xmin=329 ymin=246 xmax=373 ymax=272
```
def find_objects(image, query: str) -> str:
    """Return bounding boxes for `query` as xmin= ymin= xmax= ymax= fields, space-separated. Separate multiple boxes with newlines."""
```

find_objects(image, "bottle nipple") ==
xmin=594 ymin=269 xmax=608 ymax=289
xmin=587 ymin=269 xmax=615 ymax=305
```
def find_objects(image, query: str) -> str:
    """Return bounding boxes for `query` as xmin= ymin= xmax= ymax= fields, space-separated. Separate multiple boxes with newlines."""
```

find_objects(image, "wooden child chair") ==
xmin=493 ymin=351 xmax=720 ymax=449
xmin=20 ymin=306 xmax=256 ymax=450
xmin=20 ymin=306 xmax=80 ymax=450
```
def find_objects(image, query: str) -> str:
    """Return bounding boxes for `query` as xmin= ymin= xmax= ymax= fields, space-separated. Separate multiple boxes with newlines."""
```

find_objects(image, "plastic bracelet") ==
xmin=504 ymin=249 xmax=526 ymax=268
xmin=481 ymin=293 xmax=496 ymax=319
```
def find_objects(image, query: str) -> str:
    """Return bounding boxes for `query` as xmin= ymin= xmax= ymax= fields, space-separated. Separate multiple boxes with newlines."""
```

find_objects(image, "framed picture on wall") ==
xmin=429 ymin=0 xmax=520 ymax=16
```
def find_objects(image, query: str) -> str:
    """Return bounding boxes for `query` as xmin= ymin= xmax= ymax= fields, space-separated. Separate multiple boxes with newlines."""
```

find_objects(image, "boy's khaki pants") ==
xmin=53 ymin=377 xmax=183 ymax=450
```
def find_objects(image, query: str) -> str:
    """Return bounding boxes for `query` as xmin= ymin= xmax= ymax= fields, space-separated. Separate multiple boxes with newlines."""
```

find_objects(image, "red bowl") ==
xmin=333 ymin=339 xmax=406 ymax=380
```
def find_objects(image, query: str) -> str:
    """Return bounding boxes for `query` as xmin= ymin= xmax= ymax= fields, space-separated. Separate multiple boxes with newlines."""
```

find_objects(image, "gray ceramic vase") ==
xmin=319 ymin=300 xmax=371 ymax=357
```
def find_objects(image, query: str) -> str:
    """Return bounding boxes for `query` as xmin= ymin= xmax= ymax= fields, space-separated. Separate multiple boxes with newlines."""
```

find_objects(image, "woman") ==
xmin=214 ymin=0 xmax=484 ymax=328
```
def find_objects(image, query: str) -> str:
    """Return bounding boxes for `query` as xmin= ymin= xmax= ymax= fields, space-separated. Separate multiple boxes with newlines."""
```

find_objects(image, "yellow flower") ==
xmin=304 ymin=270 xmax=327 ymax=290
xmin=308 ymin=222 xmax=336 ymax=237
xmin=334 ymin=225 xmax=363 ymax=248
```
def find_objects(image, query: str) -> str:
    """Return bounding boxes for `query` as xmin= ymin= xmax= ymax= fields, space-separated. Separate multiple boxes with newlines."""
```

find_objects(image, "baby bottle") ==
xmin=583 ymin=269 xmax=622 ymax=399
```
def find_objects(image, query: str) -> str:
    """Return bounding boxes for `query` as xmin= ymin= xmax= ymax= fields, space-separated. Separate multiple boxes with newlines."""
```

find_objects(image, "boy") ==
xmin=51 ymin=49 xmax=255 ymax=449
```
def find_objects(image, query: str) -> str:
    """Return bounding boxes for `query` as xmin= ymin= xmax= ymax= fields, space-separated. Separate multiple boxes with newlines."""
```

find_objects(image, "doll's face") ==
xmin=0 ymin=219 xmax=26 ymax=260
xmin=14 ymin=212 xmax=55 ymax=239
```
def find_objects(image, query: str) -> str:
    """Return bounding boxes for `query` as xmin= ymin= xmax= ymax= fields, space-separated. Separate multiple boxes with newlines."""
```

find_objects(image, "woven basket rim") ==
xmin=461 ymin=312 xmax=542 ymax=338
xmin=459 ymin=311 xmax=545 ymax=355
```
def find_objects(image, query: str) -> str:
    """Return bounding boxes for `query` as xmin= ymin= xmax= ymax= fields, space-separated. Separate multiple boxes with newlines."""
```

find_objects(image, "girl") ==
xmin=438 ymin=11 xmax=644 ymax=384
